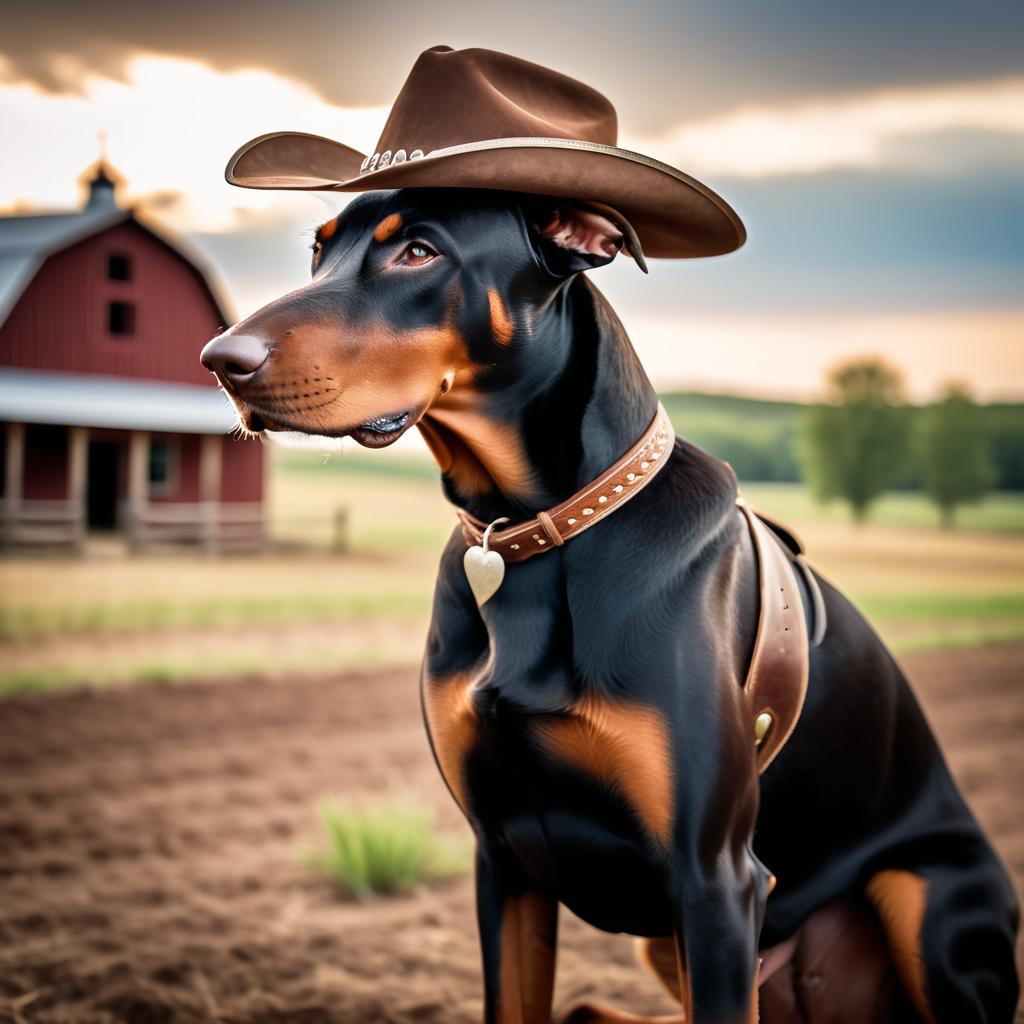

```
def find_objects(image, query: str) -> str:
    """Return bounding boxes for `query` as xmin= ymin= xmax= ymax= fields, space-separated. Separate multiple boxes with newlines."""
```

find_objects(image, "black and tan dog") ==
xmin=201 ymin=187 xmax=1019 ymax=1023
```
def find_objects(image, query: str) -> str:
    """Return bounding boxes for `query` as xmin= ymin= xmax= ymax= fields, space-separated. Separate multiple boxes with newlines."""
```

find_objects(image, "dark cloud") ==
xmin=2 ymin=0 xmax=1022 ymax=134
xmin=595 ymin=135 xmax=1024 ymax=317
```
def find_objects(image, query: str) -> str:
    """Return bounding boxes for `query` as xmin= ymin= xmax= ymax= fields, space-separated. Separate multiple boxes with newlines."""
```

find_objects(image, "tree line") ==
xmin=662 ymin=361 xmax=1023 ymax=526
xmin=799 ymin=359 xmax=1001 ymax=526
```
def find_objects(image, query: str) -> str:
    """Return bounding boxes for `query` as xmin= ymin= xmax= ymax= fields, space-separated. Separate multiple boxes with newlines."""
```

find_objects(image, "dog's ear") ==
xmin=526 ymin=200 xmax=649 ymax=277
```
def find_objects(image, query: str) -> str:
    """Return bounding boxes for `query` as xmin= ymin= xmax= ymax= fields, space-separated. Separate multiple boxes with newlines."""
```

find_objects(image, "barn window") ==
xmin=107 ymin=301 xmax=135 ymax=336
xmin=148 ymin=440 xmax=178 ymax=496
xmin=107 ymin=254 xmax=131 ymax=281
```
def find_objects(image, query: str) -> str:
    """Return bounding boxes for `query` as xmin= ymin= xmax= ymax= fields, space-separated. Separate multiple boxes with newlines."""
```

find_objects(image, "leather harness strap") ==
xmin=742 ymin=506 xmax=828 ymax=649
xmin=454 ymin=410 xmax=815 ymax=769
xmin=737 ymin=499 xmax=811 ymax=773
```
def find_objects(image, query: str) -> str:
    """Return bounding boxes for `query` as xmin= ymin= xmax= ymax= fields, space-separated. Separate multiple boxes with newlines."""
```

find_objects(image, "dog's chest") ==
xmin=422 ymin=665 xmax=677 ymax=934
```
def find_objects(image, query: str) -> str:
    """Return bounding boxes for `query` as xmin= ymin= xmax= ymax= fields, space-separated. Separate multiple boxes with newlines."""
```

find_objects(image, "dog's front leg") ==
xmin=670 ymin=844 xmax=769 ymax=1024
xmin=554 ymin=849 xmax=765 ymax=1024
xmin=476 ymin=839 xmax=559 ymax=1024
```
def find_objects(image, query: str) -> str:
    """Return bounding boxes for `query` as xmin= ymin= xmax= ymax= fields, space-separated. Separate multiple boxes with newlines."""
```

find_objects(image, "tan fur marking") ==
xmin=866 ymin=869 xmax=936 ymax=1024
xmin=421 ymin=672 xmax=477 ymax=815
xmin=254 ymin=314 xmax=472 ymax=439
xmin=423 ymin=393 xmax=538 ymax=499
xmin=637 ymin=937 xmax=684 ymax=1005
xmin=317 ymin=217 xmax=338 ymax=241
xmin=533 ymin=695 xmax=674 ymax=845
xmin=487 ymin=288 xmax=515 ymax=346
xmin=424 ymin=351 xmax=531 ymax=500
xmin=373 ymin=212 xmax=403 ymax=242
xmin=498 ymin=889 xmax=557 ymax=1023
xmin=416 ymin=416 xmax=456 ymax=475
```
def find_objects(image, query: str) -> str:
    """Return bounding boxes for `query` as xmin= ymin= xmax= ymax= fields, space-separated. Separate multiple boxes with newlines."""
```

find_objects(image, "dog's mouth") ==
xmin=241 ymin=405 xmax=413 ymax=449
xmin=349 ymin=411 xmax=411 ymax=448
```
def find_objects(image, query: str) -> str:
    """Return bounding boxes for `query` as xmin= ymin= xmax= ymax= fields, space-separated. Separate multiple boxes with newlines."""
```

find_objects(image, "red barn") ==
xmin=0 ymin=162 xmax=264 ymax=552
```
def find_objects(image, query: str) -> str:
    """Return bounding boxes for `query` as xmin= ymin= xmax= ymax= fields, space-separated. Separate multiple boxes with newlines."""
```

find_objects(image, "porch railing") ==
xmin=129 ymin=501 xmax=264 ymax=552
xmin=0 ymin=498 xmax=85 ymax=549
xmin=0 ymin=499 xmax=265 ymax=553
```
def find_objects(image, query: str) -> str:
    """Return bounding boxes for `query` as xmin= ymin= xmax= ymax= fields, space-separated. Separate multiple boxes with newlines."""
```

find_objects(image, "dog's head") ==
xmin=200 ymin=188 xmax=646 ymax=447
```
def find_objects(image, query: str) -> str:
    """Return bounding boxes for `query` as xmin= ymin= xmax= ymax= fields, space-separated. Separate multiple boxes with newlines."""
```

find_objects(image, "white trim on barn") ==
xmin=0 ymin=367 xmax=240 ymax=434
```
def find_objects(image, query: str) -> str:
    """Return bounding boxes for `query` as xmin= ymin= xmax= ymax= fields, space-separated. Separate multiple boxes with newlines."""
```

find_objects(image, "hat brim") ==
xmin=225 ymin=132 xmax=745 ymax=259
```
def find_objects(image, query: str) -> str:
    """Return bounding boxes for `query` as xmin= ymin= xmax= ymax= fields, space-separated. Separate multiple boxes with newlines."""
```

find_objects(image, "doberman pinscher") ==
xmin=200 ymin=188 xmax=1020 ymax=1023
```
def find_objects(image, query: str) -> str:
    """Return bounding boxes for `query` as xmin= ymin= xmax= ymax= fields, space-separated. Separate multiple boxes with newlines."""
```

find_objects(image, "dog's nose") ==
xmin=200 ymin=333 xmax=270 ymax=384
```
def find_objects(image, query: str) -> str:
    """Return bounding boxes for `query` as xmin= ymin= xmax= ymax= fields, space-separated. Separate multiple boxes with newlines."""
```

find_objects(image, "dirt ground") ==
xmin=0 ymin=646 xmax=1021 ymax=1023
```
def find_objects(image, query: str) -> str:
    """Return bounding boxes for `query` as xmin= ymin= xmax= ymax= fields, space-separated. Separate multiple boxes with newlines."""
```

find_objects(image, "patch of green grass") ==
xmin=837 ymin=591 xmax=1024 ymax=655
xmin=304 ymin=800 xmax=471 ymax=898
xmin=135 ymin=664 xmax=180 ymax=686
xmin=0 ymin=669 xmax=71 ymax=698
xmin=0 ymin=646 xmax=412 ymax=698
xmin=0 ymin=591 xmax=432 ymax=642
xmin=740 ymin=484 xmax=1024 ymax=533
xmin=856 ymin=592 xmax=1024 ymax=621
xmin=887 ymin=627 xmax=1024 ymax=654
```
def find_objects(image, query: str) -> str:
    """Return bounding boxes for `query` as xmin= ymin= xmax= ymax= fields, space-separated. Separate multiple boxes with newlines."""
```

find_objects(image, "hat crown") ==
xmin=225 ymin=44 xmax=746 ymax=259
xmin=373 ymin=45 xmax=618 ymax=159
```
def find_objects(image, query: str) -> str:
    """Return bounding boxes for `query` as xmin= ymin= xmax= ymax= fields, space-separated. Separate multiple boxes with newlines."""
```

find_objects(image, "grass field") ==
xmin=739 ymin=482 xmax=1024 ymax=533
xmin=1 ymin=442 xmax=1022 ymax=695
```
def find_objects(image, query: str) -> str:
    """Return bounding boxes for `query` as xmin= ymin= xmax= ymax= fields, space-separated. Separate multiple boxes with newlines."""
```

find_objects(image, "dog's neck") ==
xmin=418 ymin=275 xmax=659 ymax=524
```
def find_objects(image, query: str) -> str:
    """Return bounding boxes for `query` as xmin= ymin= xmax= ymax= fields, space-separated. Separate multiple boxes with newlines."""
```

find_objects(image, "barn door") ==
xmin=86 ymin=441 xmax=120 ymax=529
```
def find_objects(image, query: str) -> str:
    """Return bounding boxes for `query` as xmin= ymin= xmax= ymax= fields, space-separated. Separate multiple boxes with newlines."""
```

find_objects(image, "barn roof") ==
xmin=0 ymin=165 xmax=234 ymax=326
xmin=0 ymin=208 xmax=128 ymax=325
xmin=0 ymin=367 xmax=239 ymax=434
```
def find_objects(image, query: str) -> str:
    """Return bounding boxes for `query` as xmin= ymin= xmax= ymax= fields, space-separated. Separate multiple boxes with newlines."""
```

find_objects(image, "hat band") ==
xmin=360 ymin=148 xmax=426 ymax=174
xmin=354 ymin=136 xmax=715 ymax=195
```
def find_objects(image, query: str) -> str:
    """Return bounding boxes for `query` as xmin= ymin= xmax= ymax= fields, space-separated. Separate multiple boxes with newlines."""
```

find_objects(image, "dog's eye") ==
xmin=399 ymin=241 xmax=438 ymax=266
xmin=310 ymin=241 xmax=323 ymax=271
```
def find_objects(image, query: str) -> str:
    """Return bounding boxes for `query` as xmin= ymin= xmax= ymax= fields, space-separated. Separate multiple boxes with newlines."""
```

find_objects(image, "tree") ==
xmin=799 ymin=358 xmax=910 ymax=522
xmin=916 ymin=384 xmax=995 ymax=527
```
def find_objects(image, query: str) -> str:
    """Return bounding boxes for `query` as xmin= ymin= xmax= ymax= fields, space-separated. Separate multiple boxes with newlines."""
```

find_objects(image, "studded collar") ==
xmin=456 ymin=403 xmax=673 ymax=565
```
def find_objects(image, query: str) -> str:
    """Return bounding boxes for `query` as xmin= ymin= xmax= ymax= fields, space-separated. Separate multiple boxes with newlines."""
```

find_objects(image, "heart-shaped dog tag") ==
xmin=463 ymin=545 xmax=505 ymax=607
xmin=463 ymin=516 xmax=510 ymax=608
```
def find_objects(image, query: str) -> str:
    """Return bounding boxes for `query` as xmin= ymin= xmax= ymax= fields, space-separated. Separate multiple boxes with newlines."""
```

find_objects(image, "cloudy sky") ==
xmin=2 ymin=0 xmax=1022 ymax=399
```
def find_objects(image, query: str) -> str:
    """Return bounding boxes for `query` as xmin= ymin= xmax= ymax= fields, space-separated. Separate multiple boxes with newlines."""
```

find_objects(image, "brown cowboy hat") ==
xmin=225 ymin=45 xmax=745 ymax=260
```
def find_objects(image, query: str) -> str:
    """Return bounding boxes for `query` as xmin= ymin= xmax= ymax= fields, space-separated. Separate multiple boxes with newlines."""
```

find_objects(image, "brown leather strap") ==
xmin=738 ymin=499 xmax=810 ymax=773
xmin=457 ymin=404 xmax=673 ymax=564
xmin=746 ymin=509 xmax=828 ymax=648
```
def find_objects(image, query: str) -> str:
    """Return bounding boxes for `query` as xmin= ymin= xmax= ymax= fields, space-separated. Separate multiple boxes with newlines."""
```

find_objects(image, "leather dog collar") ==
xmin=457 ymin=403 xmax=674 ymax=565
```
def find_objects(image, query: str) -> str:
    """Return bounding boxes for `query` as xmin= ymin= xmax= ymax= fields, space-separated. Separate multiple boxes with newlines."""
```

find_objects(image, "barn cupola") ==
xmin=83 ymin=160 xmax=121 ymax=212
